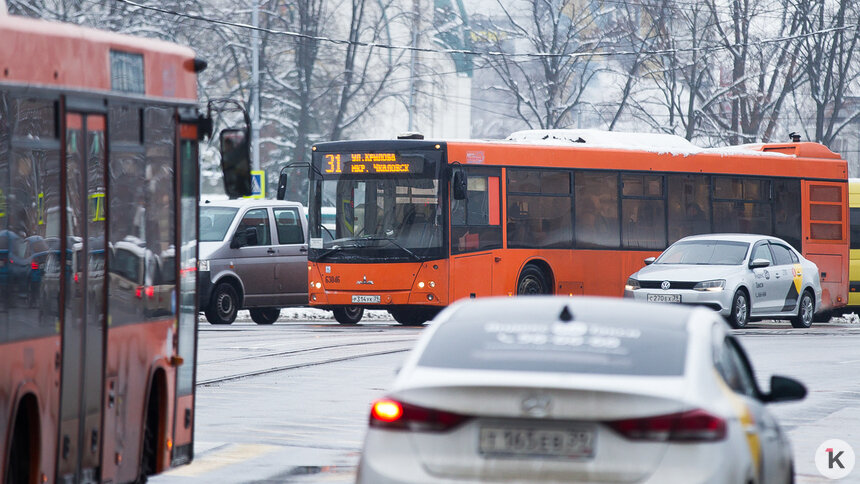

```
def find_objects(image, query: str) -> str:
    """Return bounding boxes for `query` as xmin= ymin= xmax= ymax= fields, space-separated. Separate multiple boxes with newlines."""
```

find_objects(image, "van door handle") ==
xmin=299 ymin=246 xmax=308 ymax=253
xmin=267 ymin=248 xmax=275 ymax=255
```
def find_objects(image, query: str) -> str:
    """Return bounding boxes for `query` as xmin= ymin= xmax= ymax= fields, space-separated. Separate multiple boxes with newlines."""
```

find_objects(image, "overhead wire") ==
xmin=115 ymin=0 xmax=860 ymax=60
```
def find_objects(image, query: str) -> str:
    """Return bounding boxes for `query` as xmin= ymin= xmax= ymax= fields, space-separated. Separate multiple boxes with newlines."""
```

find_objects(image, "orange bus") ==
xmin=0 ymin=9 xmax=249 ymax=483
xmin=300 ymin=130 xmax=848 ymax=325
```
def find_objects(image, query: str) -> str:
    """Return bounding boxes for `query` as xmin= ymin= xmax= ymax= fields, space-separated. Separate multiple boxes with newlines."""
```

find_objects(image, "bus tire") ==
xmin=517 ymin=264 xmax=550 ymax=295
xmin=205 ymin=283 xmax=238 ymax=325
xmin=250 ymin=308 xmax=280 ymax=325
xmin=333 ymin=306 xmax=364 ymax=325
xmin=7 ymin=397 xmax=37 ymax=484
xmin=135 ymin=387 xmax=159 ymax=484
xmin=790 ymin=291 xmax=814 ymax=329
xmin=728 ymin=289 xmax=749 ymax=329
xmin=389 ymin=309 xmax=435 ymax=326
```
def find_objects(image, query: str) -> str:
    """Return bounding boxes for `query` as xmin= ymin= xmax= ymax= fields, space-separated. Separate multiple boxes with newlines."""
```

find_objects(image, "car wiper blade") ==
xmin=360 ymin=235 xmax=420 ymax=261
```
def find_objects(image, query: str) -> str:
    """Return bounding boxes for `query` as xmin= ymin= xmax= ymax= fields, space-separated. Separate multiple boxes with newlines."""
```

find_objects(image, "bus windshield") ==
xmin=309 ymin=168 xmax=444 ymax=262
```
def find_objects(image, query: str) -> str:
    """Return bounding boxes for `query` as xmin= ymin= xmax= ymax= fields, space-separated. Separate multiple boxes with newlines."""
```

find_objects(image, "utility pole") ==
xmin=251 ymin=0 xmax=261 ymax=171
xmin=407 ymin=0 xmax=419 ymax=131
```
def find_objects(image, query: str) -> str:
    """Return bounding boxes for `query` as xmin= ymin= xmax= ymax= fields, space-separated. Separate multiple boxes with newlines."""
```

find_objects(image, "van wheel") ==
xmin=790 ymin=291 xmax=814 ymax=328
xmin=517 ymin=264 xmax=550 ymax=295
xmin=250 ymin=308 xmax=280 ymax=325
xmin=333 ymin=306 xmax=364 ymax=325
xmin=728 ymin=290 xmax=749 ymax=328
xmin=205 ymin=283 xmax=238 ymax=325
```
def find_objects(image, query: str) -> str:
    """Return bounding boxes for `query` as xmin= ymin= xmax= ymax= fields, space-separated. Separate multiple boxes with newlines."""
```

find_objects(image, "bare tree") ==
xmin=474 ymin=0 xmax=614 ymax=130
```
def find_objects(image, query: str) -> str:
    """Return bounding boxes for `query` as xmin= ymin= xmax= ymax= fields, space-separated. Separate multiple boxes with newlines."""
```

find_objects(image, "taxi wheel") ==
xmin=517 ymin=265 xmax=550 ymax=295
xmin=333 ymin=306 xmax=364 ymax=325
xmin=250 ymin=308 xmax=281 ymax=325
xmin=728 ymin=290 xmax=749 ymax=328
xmin=205 ymin=283 xmax=238 ymax=325
xmin=790 ymin=291 xmax=814 ymax=329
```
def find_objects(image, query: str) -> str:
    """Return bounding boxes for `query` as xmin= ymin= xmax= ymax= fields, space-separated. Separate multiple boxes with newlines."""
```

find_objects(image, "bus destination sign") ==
xmin=322 ymin=153 xmax=420 ymax=175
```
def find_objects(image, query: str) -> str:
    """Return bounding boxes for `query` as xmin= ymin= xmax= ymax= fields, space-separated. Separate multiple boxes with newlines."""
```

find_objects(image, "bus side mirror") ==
xmin=452 ymin=168 xmax=467 ymax=200
xmin=219 ymin=129 xmax=252 ymax=198
xmin=277 ymin=173 xmax=288 ymax=201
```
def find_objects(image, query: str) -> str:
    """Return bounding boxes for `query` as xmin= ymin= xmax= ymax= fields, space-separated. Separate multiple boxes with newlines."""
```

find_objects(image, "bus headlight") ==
xmin=693 ymin=279 xmax=725 ymax=292
xmin=198 ymin=260 xmax=210 ymax=272
xmin=625 ymin=278 xmax=640 ymax=291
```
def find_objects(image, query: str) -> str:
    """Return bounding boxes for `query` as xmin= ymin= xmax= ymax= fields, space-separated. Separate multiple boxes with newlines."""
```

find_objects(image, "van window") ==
xmin=200 ymin=206 xmax=239 ymax=242
xmin=237 ymin=208 xmax=271 ymax=246
xmin=274 ymin=207 xmax=304 ymax=245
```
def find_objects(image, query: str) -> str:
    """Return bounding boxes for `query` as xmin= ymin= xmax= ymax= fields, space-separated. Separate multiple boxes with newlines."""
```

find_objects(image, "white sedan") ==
xmin=357 ymin=296 xmax=805 ymax=484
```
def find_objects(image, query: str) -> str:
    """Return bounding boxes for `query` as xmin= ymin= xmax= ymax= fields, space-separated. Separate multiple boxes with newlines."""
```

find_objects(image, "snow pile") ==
xmin=505 ymin=129 xmax=789 ymax=158
xmin=506 ymin=129 xmax=702 ymax=156
xmin=232 ymin=308 xmax=394 ymax=322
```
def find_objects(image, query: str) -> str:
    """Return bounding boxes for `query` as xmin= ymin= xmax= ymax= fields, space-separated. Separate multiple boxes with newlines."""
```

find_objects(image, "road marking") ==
xmin=163 ymin=443 xmax=279 ymax=476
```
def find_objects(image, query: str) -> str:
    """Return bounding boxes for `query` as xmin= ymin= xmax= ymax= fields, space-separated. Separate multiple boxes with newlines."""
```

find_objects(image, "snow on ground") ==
xmin=228 ymin=308 xmax=394 ymax=322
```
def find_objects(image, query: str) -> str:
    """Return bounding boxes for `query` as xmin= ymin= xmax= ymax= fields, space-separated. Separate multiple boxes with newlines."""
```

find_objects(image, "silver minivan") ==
xmin=198 ymin=199 xmax=309 ymax=324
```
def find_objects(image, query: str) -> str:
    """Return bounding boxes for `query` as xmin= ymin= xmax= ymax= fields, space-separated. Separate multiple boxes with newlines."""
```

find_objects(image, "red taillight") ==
xmin=369 ymin=398 xmax=470 ymax=432
xmin=31 ymin=261 xmax=39 ymax=270
xmin=73 ymin=273 xmax=79 ymax=283
xmin=136 ymin=286 xmax=143 ymax=299
xmin=145 ymin=286 xmax=155 ymax=298
xmin=607 ymin=409 xmax=726 ymax=442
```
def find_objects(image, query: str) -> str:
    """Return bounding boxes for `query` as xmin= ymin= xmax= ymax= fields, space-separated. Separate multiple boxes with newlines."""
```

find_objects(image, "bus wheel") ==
xmin=517 ymin=265 xmax=550 ymax=295
xmin=389 ymin=309 xmax=436 ymax=326
xmin=7 ymin=403 xmax=34 ymax=484
xmin=135 ymin=387 xmax=159 ymax=484
xmin=250 ymin=308 xmax=281 ymax=325
xmin=790 ymin=291 xmax=814 ymax=329
xmin=333 ymin=306 xmax=364 ymax=325
xmin=205 ymin=283 xmax=238 ymax=325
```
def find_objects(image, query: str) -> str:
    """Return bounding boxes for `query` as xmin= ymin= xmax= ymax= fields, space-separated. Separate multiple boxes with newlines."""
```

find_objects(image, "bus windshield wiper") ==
xmin=360 ymin=235 xmax=421 ymax=261
xmin=314 ymin=241 xmax=363 ymax=261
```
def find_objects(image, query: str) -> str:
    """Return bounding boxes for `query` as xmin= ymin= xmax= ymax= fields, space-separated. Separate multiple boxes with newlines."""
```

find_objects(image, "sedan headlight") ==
xmin=198 ymin=260 xmax=210 ymax=272
xmin=625 ymin=278 xmax=641 ymax=291
xmin=693 ymin=279 xmax=725 ymax=292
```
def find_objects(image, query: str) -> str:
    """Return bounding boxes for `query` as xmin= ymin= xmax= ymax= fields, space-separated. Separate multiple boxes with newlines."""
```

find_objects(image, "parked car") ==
xmin=358 ymin=296 xmax=805 ymax=484
xmin=198 ymin=199 xmax=365 ymax=325
xmin=625 ymin=234 xmax=823 ymax=329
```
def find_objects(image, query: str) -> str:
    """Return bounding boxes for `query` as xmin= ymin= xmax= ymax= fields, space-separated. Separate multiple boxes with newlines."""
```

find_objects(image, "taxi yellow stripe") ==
xmin=713 ymin=369 xmax=761 ymax=477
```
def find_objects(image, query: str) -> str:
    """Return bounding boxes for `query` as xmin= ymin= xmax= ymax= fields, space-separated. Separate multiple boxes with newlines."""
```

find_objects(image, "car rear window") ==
xmin=418 ymin=318 xmax=687 ymax=376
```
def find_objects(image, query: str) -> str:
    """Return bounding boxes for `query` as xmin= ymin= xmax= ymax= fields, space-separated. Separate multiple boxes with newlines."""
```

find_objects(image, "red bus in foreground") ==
xmin=0 ymin=9 xmax=249 ymax=484
xmin=302 ymin=130 xmax=848 ymax=325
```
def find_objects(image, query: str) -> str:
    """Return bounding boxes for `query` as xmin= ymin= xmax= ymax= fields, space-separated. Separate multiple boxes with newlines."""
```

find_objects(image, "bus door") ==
xmin=172 ymin=119 xmax=199 ymax=465
xmin=450 ymin=167 xmax=502 ymax=301
xmin=801 ymin=180 xmax=849 ymax=310
xmin=58 ymin=109 xmax=107 ymax=482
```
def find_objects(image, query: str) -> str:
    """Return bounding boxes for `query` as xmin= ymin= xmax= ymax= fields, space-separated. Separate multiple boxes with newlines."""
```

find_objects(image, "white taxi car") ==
xmin=357 ymin=296 xmax=805 ymax=484
xmin=625 ymin=234 xmax=823 ymax=328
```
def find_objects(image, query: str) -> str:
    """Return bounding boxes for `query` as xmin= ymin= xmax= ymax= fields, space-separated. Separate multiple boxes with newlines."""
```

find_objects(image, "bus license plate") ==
xmin=352 ymin=295 xmax=380 ymax=303
xmin=647 ymin=294 xmax=681 ymax=303
xmin=479 ymin=425 xmax=595 ymax=459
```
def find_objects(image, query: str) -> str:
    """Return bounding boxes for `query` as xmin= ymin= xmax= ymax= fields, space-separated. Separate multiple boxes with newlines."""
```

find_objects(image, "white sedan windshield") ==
xmin=657 ymin=240 xmax=749 ymax=265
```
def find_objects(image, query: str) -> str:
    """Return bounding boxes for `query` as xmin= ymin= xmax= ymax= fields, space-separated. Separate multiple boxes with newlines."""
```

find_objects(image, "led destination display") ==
xmin=320 ymin=152 xmax=424 ymax=175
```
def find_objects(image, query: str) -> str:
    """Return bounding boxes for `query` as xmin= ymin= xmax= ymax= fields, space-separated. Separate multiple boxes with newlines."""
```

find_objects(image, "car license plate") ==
xmin=479 ymin=425 xmax=595 ymax=458
xmin=351 ymin=295 xmax=380 ymax=303
xmin=647 ymin=293 xmax=681 ymax=303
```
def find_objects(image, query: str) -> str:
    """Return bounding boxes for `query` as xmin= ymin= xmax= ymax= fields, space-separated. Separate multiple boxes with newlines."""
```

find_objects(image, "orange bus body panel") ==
xmin=0 ymin=336 xmax=61 ymax=483
xmin=0 ymin=15 xmax=197 ymax=100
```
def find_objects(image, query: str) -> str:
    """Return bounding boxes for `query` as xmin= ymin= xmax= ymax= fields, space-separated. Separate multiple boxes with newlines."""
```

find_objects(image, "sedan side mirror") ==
xmin=763 ymin=375 xmax=806 ymax=403
xmin=644 ymin=256 xmax=656 ymax=265
xmin=749 ymin=258 xmax=771 ymax=269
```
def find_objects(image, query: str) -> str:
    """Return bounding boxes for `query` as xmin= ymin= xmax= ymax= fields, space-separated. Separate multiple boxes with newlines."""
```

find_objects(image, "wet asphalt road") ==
xmin=151 ymin=316 xmax=860 ymax=483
